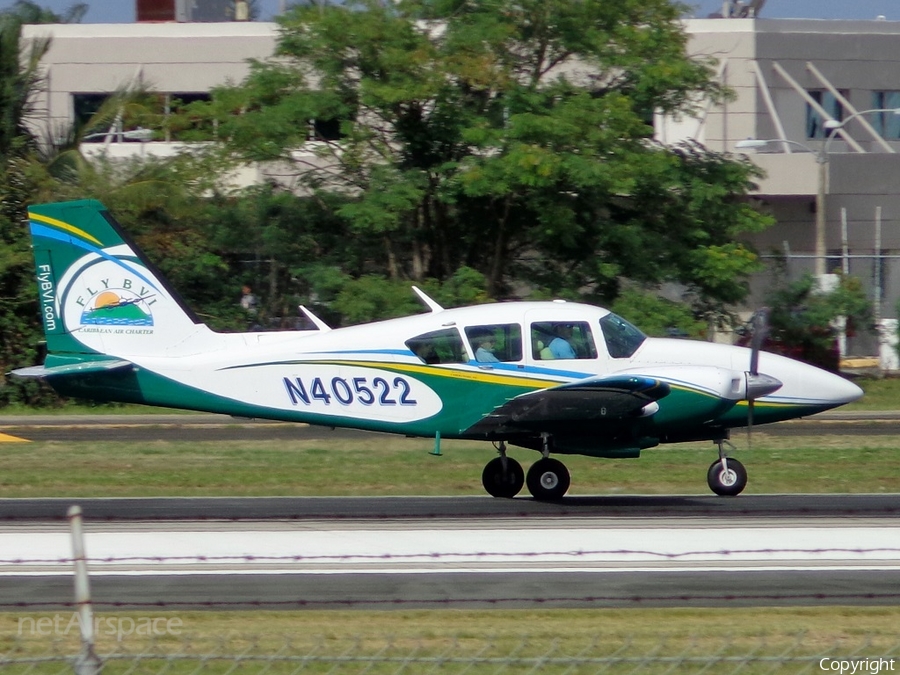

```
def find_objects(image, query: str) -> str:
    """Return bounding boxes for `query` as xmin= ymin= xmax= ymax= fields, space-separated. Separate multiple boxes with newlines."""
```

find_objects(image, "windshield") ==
xmin=599 ymin=313 xmax=646 ymax=359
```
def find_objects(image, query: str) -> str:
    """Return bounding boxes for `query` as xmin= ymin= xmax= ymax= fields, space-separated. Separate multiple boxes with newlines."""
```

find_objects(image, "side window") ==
xmin=465 ymin=324 xmax=522 ymax=363
xmin=599 ymin=313 xmax=647 ymax=359
xmin=405 ymin=328 xmax=466 ymax=365
xmin=531 ymin=322 xmax=598 ymax=360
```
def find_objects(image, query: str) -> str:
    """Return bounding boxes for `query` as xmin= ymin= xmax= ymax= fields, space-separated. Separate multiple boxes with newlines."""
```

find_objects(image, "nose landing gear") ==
xmin=708 ymin=439 xmax=747 ymax=496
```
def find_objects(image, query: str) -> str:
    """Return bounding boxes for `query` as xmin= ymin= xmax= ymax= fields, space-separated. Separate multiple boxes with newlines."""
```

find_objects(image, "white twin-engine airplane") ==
xmin=13 ymin=200 xmax=863 ymax=499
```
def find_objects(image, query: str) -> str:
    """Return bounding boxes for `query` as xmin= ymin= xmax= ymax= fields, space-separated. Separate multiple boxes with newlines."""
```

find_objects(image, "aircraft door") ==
xmin=526 ymin=312 xmax=604 ymax=363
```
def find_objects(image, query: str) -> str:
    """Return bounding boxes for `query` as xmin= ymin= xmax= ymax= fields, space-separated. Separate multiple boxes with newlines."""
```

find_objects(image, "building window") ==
xmin=307 ymin=117 xmax=344 ymax=142
xmin=164 ymin=93 xmax=213 ymax=142
xmin=72 ymin=93 xmax=110 ymax=137
xmin=872 ymin=92 xmax=900 ymax=139
xmin=72 ymin=92 xmax=213 ymax=143
xmin=806 ymin=90 xmax=845 ymax=139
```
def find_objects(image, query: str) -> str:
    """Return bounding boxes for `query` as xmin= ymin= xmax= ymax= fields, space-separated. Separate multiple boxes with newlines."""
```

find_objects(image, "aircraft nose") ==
xmin=828 ymin=372 xmax=864 ymax=405
xmin=798 ymin=362 xmax=864 ymax=406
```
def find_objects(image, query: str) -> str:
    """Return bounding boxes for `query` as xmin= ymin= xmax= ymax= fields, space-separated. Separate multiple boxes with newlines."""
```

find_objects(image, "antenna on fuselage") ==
xmin=412 ymin=286 xmax=444 ymax=313
xmin=298 ymin=305 xmax=332 ymax=331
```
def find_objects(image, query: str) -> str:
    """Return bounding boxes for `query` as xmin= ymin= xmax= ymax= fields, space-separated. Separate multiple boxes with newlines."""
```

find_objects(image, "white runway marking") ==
xmin=3 ymin=523 xmax=900 ymax=575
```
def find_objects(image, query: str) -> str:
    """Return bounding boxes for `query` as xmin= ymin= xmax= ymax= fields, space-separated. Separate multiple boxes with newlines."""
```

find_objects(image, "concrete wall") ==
xmin=23 ymin=22 xmax=277 ymax=136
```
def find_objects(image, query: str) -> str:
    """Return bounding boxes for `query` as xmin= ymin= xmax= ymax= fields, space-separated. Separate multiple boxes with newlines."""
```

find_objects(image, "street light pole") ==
xmin=737 ymin=107 xmax=900 ymax=279
xmin=815 ymin=150 xmax=827 ymax=276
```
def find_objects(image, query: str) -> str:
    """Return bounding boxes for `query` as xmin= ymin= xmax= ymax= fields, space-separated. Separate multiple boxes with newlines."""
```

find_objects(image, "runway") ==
xmin=2 ymin=413 xmax=899 ymax=610
xmin=3 ymin=515 xmax=900 ymax=610
xmin=2 ymin=493 xmax=900 ymax=521
xmin=2 ymin=411 xmax=900 ymax=442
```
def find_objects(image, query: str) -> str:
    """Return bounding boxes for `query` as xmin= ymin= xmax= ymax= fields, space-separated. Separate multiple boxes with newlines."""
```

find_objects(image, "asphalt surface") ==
xmin=2 ymin=410 xmax=899 ymax=442
xmin=6 ymin=570 xmax=900 ymax=610
xmin=1 ymin=494 xmax=900 ymax=521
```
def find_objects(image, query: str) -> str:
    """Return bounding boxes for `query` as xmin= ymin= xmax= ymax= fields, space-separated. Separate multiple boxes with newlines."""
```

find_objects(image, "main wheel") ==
xmin=526 ymin=457 xmax=570 ymax=500
xmin=482 ymin=456 xmax=524 ymax=498
xmin=707 ymin=457 xmax=747 ymax=496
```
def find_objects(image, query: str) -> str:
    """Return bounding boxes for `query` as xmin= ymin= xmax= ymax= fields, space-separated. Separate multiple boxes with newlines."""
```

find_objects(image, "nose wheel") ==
xmin=707 ymin=456 xmax=747 ymax=496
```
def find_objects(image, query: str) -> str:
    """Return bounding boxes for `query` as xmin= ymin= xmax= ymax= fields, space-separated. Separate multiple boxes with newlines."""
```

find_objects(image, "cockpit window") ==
xmin=531 ymin=322 xmax=598 ymax=360
xmin=465 ymin=324 xmax=522 ymax=363
xmin=405 ymin=328 xmax=467 ymax=364
xmin=599 ymin=313 xmax=647 ymax=359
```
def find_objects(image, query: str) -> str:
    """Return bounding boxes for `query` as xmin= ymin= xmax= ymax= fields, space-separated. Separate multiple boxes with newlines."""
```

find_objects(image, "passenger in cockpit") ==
xmin=548 ymin=324 xmax=577 ymax=359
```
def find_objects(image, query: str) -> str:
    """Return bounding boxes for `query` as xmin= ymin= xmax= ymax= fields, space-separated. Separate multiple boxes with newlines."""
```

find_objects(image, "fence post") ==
xmin=68 ymin=505 xmax=102 ymax=675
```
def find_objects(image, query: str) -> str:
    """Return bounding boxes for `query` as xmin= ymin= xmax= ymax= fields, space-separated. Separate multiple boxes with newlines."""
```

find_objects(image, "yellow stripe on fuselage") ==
xmin=667 ymin=382 xmax=721 ymax=400
xmin=321 ymin=360 xmax=561 ymax=390
xmin=0 ymin=432 xmax=29 ymax=443
xmin=732 ymin=400 xmax=802 ymax=409
xmin=29 ymin=212 xmax=103 ymax=247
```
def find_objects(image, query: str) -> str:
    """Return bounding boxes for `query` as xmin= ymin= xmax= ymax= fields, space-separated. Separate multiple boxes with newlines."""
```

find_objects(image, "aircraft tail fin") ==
xmin=27 ymin=199 xmax=204 ymax=358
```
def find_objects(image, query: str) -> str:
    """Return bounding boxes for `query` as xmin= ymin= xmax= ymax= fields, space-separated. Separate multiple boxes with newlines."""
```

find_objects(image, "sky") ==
xmin=0 ymin=0 xmax=899 ymax=23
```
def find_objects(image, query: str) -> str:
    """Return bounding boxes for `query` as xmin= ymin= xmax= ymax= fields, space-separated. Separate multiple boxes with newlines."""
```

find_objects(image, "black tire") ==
xmin=526 ymin=457 xmax=570 ymax=500
xmin=482 ymin=456 xmax=524 ymax=498
xmin=707 ymin=457 xmax=747 ymax=496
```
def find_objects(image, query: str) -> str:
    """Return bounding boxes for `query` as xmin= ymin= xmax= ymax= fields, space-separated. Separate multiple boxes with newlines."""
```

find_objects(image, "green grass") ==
xmin=2 ymin=608 xmax=899 ymax=673
xmin=845 ymin=376 xmax=900 ymax=411
xmin=0 ymin=401 xmax=201 ymax=415
xmin=1 ymin=432 xmax=899 ymax=497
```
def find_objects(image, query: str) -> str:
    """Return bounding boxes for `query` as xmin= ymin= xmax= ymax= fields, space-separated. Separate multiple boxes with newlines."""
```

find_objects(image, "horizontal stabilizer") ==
xmin=9 ymin=359 xmax=133 ymax=379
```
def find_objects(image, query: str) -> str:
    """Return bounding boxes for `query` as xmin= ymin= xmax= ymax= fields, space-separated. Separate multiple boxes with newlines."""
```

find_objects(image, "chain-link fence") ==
xmin=3 ymin=630 xmax=900 ymax=674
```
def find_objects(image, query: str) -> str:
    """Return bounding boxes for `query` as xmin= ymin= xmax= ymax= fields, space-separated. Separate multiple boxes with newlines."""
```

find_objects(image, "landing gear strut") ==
xmin=707 ymin=439 xmax=747 ymax=496
xmin=481 ymin=442 xmax=524 ymax=498
xmin=481 ymin=436 xmax=572 ymax=500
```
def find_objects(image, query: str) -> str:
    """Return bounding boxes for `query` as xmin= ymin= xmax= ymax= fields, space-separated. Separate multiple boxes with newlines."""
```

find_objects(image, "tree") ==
xmin=753 ymin=272 xmax=871 ymax=372
xmin=0 ymin=2 xmax=84 ymax=404
xmin=203 ymin=0 xmax=770 ymax=313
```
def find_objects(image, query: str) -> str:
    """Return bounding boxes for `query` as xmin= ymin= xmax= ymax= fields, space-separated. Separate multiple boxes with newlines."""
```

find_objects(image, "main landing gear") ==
xmin=482 ymin=436 xmax=571 ymax=500
xmin=707 ymin=439 xmax=747 ymax=496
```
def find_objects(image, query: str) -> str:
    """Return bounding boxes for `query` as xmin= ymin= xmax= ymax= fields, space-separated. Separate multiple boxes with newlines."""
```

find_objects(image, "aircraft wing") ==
xmin=464 ymin=374 xmax=670 ymax=437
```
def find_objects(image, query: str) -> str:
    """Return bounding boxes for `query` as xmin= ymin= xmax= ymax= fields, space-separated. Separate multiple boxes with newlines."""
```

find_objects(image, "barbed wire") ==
xmin=3 ymin=544 xmax=900 ymax=566
xmin=2 ymin=632 xmax=900 ymax=674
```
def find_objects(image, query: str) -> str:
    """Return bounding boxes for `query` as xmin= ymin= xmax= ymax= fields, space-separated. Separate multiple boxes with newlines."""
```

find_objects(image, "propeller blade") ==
xmin=746 ymin=398 xmax=755 ymax=449
xmin=748 ymin=307 xmax=770 ymax=376
xmin=746 ymin=307 xmax=772 ymax=450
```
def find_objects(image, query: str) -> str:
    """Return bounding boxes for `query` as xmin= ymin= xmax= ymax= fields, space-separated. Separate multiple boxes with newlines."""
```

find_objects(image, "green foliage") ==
xmin=610 ymin=288 xmax=706 ymax=338
xmin=333 ymin=275 xmax=424 ymax=324
xmin=0 ymin=3 xmax=68 ymax=405
xmin=762 ymin=272 xmax=872 ymax=371
xmin=0 ymin=0 xmax=777 ymax=407
xmin=201 ymin=0 xmax=769 ymax=308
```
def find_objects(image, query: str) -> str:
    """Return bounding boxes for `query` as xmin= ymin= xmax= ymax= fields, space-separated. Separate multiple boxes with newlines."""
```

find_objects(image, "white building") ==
xmin=23 ymin=16 xmax=900 ymax=362
xmin=658 ymin=17 xmax=900 ymax=362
